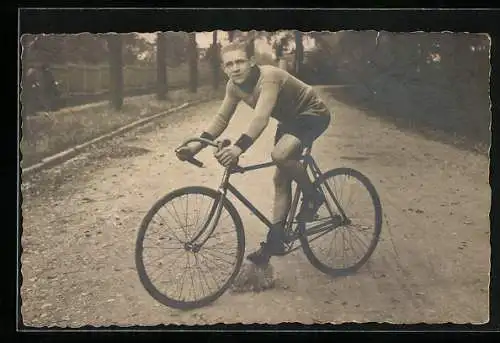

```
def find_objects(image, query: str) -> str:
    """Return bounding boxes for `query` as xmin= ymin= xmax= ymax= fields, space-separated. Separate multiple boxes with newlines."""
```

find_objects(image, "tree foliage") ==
xmin=188 ymin=32 xmax=198 ymax=93
xmin=144 ymin=32 xmax=191 ymax=67
xmin=310 ymin=31 xmax=490 ymax=85
xmin=21 ymin=32 xmax=189 ymax=67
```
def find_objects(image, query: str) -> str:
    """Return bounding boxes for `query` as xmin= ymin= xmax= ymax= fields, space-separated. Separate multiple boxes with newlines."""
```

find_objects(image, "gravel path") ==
xmin=21 ymin=87 xmax=490 ymax=326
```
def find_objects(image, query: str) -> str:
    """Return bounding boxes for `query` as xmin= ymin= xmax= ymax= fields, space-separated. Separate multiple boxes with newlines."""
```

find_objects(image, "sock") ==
xmin=267 ymin=222 xmax=285 ymax=243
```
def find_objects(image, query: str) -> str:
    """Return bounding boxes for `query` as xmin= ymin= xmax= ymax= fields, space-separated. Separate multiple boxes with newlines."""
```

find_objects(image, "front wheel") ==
xmin=135 ymin=186 xmax=245 ymax=310
xmin=299 ymin=168 xmax=383 ymax=276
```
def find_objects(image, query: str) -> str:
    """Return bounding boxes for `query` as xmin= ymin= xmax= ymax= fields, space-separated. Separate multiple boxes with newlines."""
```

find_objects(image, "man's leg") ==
xmin=271 ymin=125 xmax=304 ymax=225
xmin=271 ymin=134 xmax=320 ymax=202
xmin=246 ymin=134 xmax=303 ymax=265
xmin=271 ymin=167 xmax=293 ymax=226
xmin=246 ymin=127 xmax=326 ymax=266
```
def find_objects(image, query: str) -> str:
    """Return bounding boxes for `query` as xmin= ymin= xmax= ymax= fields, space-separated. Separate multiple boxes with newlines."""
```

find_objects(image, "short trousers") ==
xmin=274 ymin=113 xmax=331 ymax=148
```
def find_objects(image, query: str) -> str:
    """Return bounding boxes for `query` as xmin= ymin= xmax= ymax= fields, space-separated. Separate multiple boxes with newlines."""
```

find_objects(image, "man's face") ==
xmin=221 ymin=49 xmax=255 ymax=85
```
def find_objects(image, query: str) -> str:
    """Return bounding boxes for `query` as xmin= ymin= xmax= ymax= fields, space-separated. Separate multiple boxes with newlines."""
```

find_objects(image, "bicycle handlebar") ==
xmin=174 ymin=137 xmax=245 ymax=173
xmin=180 ymin=137 xmax=222 ymax=148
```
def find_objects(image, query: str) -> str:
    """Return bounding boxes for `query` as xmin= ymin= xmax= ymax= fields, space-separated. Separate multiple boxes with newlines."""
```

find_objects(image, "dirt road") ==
xmin=21 ymin=87 xmax=490 ymax=326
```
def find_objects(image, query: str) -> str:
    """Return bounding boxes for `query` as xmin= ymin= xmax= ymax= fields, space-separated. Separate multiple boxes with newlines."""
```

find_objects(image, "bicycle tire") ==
xmin=299 ymin=167 xmax=383 ymax=276
xmin=135 ymin=186 xmax=245 ymax=310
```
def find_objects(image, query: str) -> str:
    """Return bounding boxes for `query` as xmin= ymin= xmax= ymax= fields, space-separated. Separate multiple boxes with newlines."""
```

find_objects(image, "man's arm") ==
xmin=203 ymin=89 xmax=239 ymax=139
xmin=234 ymin=81 xmax=280 ymax=152
xmin=187 ymin=83 xmax=239 ymax=154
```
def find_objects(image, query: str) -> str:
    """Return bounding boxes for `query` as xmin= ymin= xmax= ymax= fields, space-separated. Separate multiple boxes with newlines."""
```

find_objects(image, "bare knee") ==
xmin=271 ymin=150 xmax=287 ymax=165
xmin=272 ymin=134 xmax=302 ymax=165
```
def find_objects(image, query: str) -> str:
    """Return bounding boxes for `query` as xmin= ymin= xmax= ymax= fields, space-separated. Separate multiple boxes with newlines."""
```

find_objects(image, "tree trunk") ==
xmin=278 ymin=58 xmax=288 ymax=71
xmin=107 ymin=33 xmax=123 ymax=110
xmin=188 ymin=32 xmax=198 ymax=93
xmin=211 ymin=30 xmax=220 ymax=89
xmin=247 ymin=31 xmax=255 ymax=57
xmin=294 ymin=31 xmax=304 ymax=77
xmin=156 ymin=32 xmax=168 ymax=100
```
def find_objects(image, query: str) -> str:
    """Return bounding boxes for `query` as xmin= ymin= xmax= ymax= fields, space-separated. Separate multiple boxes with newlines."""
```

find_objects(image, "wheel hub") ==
xmin=184 ymin=242 xmax=201 ymax=253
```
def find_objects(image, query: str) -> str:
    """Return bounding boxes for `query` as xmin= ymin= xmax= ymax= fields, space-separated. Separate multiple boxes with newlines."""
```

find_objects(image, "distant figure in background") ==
xmin=22 ymin=67 xmax=40 ymax=115
xmin=39 ymin=63 xmax=62 ymax=111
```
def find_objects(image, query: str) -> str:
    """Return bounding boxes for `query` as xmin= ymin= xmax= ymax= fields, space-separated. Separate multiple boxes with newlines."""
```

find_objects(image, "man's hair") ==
xmin=220 ymin=39 xmax=254 ymax=59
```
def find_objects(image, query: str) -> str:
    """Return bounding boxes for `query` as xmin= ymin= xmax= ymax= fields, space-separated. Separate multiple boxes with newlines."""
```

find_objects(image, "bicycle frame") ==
xmin=178 ymin=138 xmax=347 ymax=251
xmin=176 ymin=137 xmax=348 ymax=252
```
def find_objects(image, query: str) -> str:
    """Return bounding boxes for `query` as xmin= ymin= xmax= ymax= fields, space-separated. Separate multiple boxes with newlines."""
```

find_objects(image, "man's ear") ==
xmin=249 ymin=56 xmax=257 ymax=66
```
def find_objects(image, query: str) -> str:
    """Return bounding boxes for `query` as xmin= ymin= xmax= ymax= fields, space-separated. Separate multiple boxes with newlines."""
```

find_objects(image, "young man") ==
xmin=177 ymin=40 xmax=331 ymax=265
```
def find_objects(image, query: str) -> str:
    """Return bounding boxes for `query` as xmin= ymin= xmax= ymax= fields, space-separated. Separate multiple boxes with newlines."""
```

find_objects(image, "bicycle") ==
xmin=135 ymin=137 xmax=383 ymax=310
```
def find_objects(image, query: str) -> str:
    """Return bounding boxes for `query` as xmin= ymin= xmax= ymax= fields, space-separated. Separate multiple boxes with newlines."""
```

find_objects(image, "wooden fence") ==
xmin=24 ymin=61 xmax=214 ymax=97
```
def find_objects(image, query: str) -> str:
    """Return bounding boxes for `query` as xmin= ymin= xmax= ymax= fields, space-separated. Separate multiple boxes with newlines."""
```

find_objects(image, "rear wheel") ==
xmin=135 ymin=186 xmax=245 ymax=310
xmin=299 ymin=168 xmax=382 ymax=276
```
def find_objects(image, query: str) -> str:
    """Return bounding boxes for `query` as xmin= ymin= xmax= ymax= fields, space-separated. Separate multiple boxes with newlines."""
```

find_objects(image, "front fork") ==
xmin=284 ymin=158 xmax=351 ymax=241
xmin=185 ymin=167 xmax=231 ymax=252
xmin=308 ymin=157 xmax=349 ymax=222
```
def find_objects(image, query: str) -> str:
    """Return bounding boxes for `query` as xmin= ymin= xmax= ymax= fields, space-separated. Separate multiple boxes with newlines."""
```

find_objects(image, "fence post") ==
xmin=156 ymin=32 xmax=168 ymax=100
xmin=107 ymin=33 xmax=124 ymax=110
xmin=188 ymin=32 xmax=198 ymax=93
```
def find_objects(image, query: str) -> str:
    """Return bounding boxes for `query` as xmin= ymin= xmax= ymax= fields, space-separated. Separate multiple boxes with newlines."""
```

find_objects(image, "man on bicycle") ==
xmin=177 ymin=39 xmax=332 ymax=266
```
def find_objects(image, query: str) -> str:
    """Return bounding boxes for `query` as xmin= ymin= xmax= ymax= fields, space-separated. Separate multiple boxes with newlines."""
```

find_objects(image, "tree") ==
xmin=247 ymin=30 xmax=256 ymax=57
xmin=188 ymin=32 xmax=198 ymax=93
xmin=121 ymin=33 xmax=154 ymax=65
xmin=294 ymin=31 xmax=304 ymax=76
xmin=156 ymin=32 xmax=168 ymax=100
xmin=164 ymin=32 xmax=190 ymax=67
xmin=107 ymin=33 xmax=123 ymax=110
xmin=21 ymin=33 xmax=156 ymax=67
xmin=22 ymin=34 xmax=106 ymax=65
xmin=210 ymin=30 xmax=221 ymax=89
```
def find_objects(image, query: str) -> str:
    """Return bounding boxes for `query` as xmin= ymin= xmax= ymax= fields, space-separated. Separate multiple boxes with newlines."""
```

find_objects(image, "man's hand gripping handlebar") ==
xmin=174 ymin=137 xmax=244 ymax=172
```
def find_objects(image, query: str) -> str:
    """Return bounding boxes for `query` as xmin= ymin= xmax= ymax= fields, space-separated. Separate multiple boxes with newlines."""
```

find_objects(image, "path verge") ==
xmin=21 ymin=86 xmax=224 ymax=175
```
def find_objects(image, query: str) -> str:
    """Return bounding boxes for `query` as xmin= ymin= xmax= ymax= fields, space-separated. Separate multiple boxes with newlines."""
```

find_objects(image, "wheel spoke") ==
xmin=176 ymin=254 xmax=189 ymax=300
xmin=197 ymin=251 xmax=227 ymax=290
xmin=167 ymin=202 xmax=190 ymax=242
xmin=302 ymin=169 xmax=382 ymax=275
xmin=148 ymin=249 xmax=185 ymax=284
xmin=136 ymin=188 xmax=243 ymax=309
xmin=188 ymin=254 xmax=197 ymax=301
xmin=153 ymin=213 xmax=184 ymax=245
xmin=194 ymin=252 xmax=216 ymax=296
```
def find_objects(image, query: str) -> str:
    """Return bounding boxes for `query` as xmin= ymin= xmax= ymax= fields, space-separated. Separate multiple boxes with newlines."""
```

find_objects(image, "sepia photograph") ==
xmin=20 ymin=25 xmax=491 ymax=326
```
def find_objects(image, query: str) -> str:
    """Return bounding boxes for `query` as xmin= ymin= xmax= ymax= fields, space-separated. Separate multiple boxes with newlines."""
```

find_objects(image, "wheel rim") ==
xmin=306 ymin=171 xmax=381 ymax=272
xmin=137 ymin=190 xmax=242 ymax=307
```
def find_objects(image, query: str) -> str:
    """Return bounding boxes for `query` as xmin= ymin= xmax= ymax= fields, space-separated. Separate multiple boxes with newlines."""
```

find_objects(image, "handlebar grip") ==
xmin=231 ymin=165 xmax=245 ymax=173
xmin=186 ymin=156 xmax=204 ymax=168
